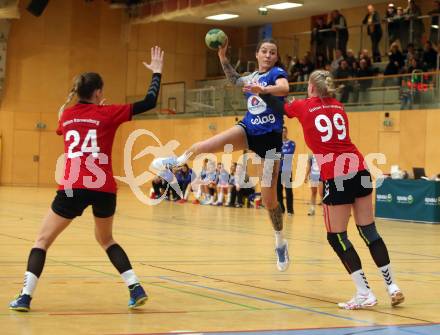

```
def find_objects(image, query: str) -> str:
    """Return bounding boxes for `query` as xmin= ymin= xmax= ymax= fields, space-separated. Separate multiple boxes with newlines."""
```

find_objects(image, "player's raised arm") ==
xmin=132 ymin=46 xmax=164 ymax=116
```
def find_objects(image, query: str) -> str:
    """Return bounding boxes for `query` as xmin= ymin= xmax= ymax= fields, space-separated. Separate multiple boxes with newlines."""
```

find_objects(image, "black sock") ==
xmin=27 ymin=248 xmax=46 ymax=278
xmin=106 ymin=244 xmax=132 ymax=274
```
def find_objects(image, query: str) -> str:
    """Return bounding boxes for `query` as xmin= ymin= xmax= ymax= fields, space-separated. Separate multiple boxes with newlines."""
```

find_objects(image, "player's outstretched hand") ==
xmin=143 ymin=46 xmax=164 ymax=74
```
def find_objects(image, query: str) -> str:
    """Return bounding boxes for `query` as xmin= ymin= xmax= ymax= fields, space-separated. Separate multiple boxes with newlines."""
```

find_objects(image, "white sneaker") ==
xmin=388 ymin=285 xmax=405 ymax=307
xmin=338 ymin=291 xmax=377 ymax=310
xmin=151 ymin=156 xmax=179 ymax=171
xmin=307 ymin=207 xmax=315 ymax=216
xmin=275 ymin=239 xmax=289 ymax=272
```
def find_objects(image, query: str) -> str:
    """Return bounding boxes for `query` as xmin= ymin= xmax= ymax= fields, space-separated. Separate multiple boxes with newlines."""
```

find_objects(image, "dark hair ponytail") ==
xmin=256 ymin=38 xmax=285 ymax=70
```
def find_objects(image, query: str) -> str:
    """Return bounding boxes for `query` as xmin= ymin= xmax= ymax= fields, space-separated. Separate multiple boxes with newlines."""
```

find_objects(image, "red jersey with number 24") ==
xmin=285 ymin=96 xmax=365 ymax=181
xmin=56 ymin=103 xmax=132 ymax=194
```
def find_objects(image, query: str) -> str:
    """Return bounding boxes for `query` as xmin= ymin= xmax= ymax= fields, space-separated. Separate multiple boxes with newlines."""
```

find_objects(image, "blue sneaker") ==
xmin=128 ymin=284 xmax=148 ymax=309
xmin=9 ymin=293 xmax=32 ymax=312
xmin=275 ymin=240 xmax=290 ymax=272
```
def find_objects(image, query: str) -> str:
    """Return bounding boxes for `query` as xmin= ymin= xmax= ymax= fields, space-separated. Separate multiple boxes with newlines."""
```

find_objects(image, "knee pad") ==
xmin=357 ymin=222 xmax=381 ymax=245
xmin=327 ymin=231 xmax=353 ymax=257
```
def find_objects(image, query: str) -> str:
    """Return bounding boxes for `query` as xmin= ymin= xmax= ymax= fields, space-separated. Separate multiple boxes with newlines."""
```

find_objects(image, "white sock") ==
xmin=274 ymin=230 xmax=284 ymax=248
xmin=217 ymin=191 xmax=224 ymax=204
xmin=121 ymin=269 xmax=139 ymax=287
xmin=351 ymin=269 xmax=371 ymax=295
xmin=380 ymin=264 xmax=398 ymax=293
xmin=226 ymin=192 xmax=231 ymax=204
xmin=22 ymin=271 xmax=38 ymax=296
xmin=196 ymin=187 xmax=202 ymax=199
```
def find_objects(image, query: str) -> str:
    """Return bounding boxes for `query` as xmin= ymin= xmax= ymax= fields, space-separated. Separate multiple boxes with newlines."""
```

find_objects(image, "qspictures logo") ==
xmin=396 ymin=195 xmax=414 ymax=204
xmin=376 ymin=193 xmax=393 ymax=203
xmin=424 ymin=196 xmax=440 ymax=206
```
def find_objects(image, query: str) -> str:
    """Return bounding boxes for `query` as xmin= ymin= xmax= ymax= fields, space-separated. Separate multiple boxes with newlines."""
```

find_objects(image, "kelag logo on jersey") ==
xmin=377 ymin=193 xmax=392 ymax=203
xmin=251 ymin=114 xmax=276 ymax=125
xmin=247 ymin=95 xmax=267 ymax=115
xmin=396 ymin=195 xmax=414 ymax=204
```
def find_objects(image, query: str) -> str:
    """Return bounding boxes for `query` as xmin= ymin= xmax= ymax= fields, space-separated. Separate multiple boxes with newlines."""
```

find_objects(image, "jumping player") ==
xmin=152 ymin=38 xmax=291 ymax=271
xmin=9 ymin=46 xmax=164 ymax=312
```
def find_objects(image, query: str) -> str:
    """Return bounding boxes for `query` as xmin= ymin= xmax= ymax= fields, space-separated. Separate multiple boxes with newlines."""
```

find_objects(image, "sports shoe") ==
xmin=307 ymin=207 xmax=315 ymax=216
xmin=176 ymin=199 xmax=186 ymax=204
xmin=151 ymin=157 xmax=179 ymax=171
xmin=192 ymin=199 xmax=200 ymax=205
xmin=338 ymin=291 xmax=377 ymax=310
xmin=128 ymin=284 xmax=148 ymax=309
xmin=9 ymin=293 xmax=32 ymax=312
xmin=389 ymin=288 xmax=405 ymax=307
xmin=275 ymin=239 xmax=289 ymax=272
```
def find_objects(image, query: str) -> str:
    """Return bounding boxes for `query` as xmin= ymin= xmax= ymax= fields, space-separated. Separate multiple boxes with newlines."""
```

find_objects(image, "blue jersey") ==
xmin=240 ymin=66 xmax=287 ymax=136
xmin=280 ymin=139 xmax=296 ymax=172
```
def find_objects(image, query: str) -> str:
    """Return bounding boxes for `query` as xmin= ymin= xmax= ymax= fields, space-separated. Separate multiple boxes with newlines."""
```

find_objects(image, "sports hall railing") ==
xmin=130 ymin=70 xmax=440 ymax=119
xmin=235 ymin=13 xmax=440 ymax=72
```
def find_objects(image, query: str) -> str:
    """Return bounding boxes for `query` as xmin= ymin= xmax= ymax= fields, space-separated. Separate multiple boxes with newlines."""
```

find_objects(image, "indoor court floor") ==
xmin=1 ymin=186 xmax=439 ymax=335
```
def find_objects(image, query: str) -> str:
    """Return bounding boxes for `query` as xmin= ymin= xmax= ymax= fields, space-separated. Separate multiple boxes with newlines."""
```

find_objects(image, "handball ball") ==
xmin=205 ymin=28 xmax=227 ymax=50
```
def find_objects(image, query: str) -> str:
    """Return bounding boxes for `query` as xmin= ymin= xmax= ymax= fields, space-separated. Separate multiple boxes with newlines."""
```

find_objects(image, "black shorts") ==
xmin=238 ymin=122 xmax=282 ymax=159
xmin=322 ymin=170 xmax=373 ymax=205
xmin=51 ymin=189 xmax=116 ymax=219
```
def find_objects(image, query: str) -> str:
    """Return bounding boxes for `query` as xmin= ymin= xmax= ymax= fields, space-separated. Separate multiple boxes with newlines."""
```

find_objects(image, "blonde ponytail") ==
xmin=309 ymin=70 xmax=335 ymax=98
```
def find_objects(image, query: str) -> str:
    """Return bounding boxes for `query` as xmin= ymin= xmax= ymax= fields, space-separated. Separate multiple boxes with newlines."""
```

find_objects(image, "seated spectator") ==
xmin=353 ymin=59 xmax=374 ymax=101
xmin=334 ymin=59 xmax=353 ymax=102
xmin=345 ymin=49 xmax=358 ymax=69
xmin=315 ymin=54 xmax=328 ymax=69
xmin=171 ymin=164 xmax=193 ymax=203
xmin=422 ymin=40 xmax=438 ymax=70
xmin=330 ymin=49 xmax=344 ymax=75
xmin=384 ymin=42 xmax=405 ymax=76
xmin=214 ymin=163 xmax=230 ymax=206
xmin=229 ymin=164 xmax=255 ymax=208
xmin=404 ymin=43 xmax=419 ymax=67
xmin=151 ymin=169 xmax=174 ymax=199
xmin=359 ymin=49 xmax=372 ymax=68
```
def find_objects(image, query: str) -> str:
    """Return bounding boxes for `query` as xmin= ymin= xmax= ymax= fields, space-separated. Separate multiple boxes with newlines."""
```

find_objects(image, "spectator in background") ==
xmin=396 ymin=6 xmax=410 ymax=50
xmin=334 ymin=59 xmax=353 ymax=102
xmin=428 ymin=0 xmax=440 ymax=45
xmin=214 ymin=162 xmax=230 ymax=206
xmin=385 ymin=42 xmax=405 ymax=76
xmin=363 ymin=4 xmax=383 ymax=62
xmin=345 ymin=49 xmax=358 ymax=69
xmin=277 ymin=126 xmax=296 ymax=216
xmin=311 ymin=17 xmax=328 ymax=62
xmin=315 ymin=54 xmax=328 ymax=69
xmin=151 ymin=169 xmax=173 ymax=199
xmin=405 ymin=0 xmax=424 ymax=50
xmin=359 ymin=49 xmax=373 ymax=68
xmin=353 ymin=58 xmax=374 ymax=101
xmin=386 ymin=3 xmax=400 ymax=46
xmin=172 ymin=164 xmax=193 ymax=203
xmin=226 ymin=162 xmax=237 ymax=206
xmin=404 ymin=43 xmax=419 ymax=68
xmin=331 ymin=49 xmax=344 ymax=75
xmin=329 ymin=10 xmax=349 ymax=56
xmin=230 ymin=164 xmax=255 ymax=208
xmin=305 ymin=154 xmax=322 ymax=216
xmin=422 ymin=40 xmax=438 ymax=70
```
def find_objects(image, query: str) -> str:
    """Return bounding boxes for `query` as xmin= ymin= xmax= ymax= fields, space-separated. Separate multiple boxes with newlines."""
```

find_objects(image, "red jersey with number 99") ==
xmin=285 ymin=96 xmax=366 ymax=181
xmin=56 ymin=103 xmax=132 ymax=193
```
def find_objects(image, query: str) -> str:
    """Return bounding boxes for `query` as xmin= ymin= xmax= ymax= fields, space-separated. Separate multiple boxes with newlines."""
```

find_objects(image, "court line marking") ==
xmin=148 ymin=264 xmax=434 ymax=323
xmin=158 ymin=276 xmax=373 ymax=325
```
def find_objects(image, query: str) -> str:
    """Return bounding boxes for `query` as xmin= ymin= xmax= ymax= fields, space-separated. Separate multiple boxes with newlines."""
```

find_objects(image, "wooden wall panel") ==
xmin=38 ymin=131 xmax=64 ymax=186
xmin=400 ymin=110 xmax=427 ymax=172
xmin=378 ymin=131 xmax=401 ymax=173
xmin=11 ymin=131 xmax=39 ymax=185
